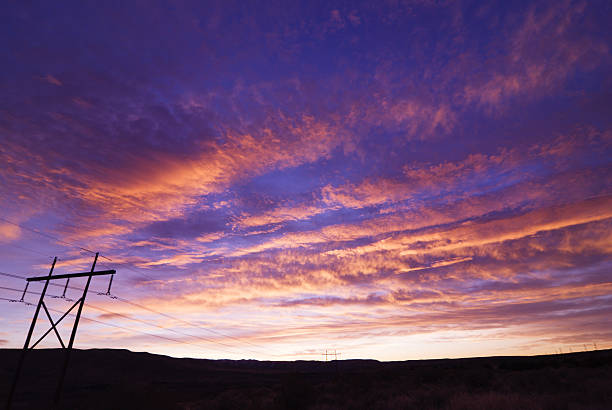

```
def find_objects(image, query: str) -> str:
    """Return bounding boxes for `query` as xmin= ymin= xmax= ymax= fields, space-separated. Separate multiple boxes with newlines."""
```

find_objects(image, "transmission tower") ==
xmin=5 ymin=253 xmax=116 ymax=410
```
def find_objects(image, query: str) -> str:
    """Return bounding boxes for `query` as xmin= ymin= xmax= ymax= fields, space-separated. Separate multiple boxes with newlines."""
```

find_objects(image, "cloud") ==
xmin=0 ymin=222 xmax=21 ymax=243
xmin=0 ymin=109 xmax=351 ymax=244
xmin=1 ymin=0 xmax=611 ymax=359
xmin=461 ymin=1 xmax=609 ymax=109
xmin=234 ymin=204 xmax=328 ymax=229
xmin=96 ymin=312 xmax=133 ymax=321
xmin=185 ymin=196 xmax=612 ymax=306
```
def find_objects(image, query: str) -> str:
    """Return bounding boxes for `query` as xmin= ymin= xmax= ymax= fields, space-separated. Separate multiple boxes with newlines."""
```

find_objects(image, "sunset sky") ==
xmin=1 ymin=0 xmax=611 ymax=361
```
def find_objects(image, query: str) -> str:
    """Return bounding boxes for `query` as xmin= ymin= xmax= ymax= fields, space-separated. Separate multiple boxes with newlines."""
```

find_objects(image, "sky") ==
xmin=0 ymin=0 xmax=611 ymax=361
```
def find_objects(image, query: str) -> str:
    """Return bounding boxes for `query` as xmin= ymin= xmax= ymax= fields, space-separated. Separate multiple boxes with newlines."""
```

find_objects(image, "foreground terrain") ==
xmin=1 ymin=348 xmax=611 ymax=409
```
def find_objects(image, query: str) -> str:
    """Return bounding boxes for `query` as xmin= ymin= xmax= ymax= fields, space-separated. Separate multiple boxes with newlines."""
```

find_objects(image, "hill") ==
xmin=1 ymin=348 xmax=611 ymax=409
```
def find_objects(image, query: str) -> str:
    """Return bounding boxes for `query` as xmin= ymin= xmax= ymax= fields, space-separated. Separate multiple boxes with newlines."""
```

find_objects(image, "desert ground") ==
xmin=1 ymin=348 xmax=611 ymax=409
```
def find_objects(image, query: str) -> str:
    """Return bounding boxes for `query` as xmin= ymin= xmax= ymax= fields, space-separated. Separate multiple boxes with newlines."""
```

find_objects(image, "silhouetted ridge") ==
xmin=1 ymin=348 xmax=611 ymax=409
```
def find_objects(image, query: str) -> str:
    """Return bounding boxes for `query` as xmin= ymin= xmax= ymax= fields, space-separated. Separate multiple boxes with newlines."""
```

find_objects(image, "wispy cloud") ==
xmin=1 ymin=0 xmax=611 ymax=359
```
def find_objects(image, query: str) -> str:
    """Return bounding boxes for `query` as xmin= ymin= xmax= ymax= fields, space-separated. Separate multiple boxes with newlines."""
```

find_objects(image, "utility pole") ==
xmin=5 ymin=253 xmax=116 ymax=410
xmin=322 ymin=349 xmax=340 ymax=361
xmin=322 ymin=349 xmax=341 ymax=374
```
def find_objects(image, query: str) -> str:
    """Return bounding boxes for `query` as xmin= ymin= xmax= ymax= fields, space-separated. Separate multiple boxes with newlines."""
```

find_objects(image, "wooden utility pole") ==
xmin=5 ymin=253 xmax=116 ymax=410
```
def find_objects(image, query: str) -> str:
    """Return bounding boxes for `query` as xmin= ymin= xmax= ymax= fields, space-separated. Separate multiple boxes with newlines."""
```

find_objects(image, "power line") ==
xmin=1 ymin=267 xmax=272 ymax=353
xmin=0 ymin=284 xmax=266 ymax=356
xmin=75 ymin=312 xmax=221 ymax=356
xmin=0 ymin=216 xmax=112 ymax=261
xmin=44 ymin=258 xmax=280 ymax=353
xmin=82 ymin=303 xmax=242 ymax=354
xmin=0 ymin=221 xmax=332 ymax=359
xmin=0 ymin=217 xmax=99 ymax=256
xmin=0 ymin=216 xmax=216 ymax=285
xmin=1 ymin=280 xmax=325 ymax=359
xmin=96 ymin=259 xmax=158 ymax=282
xmin=109 ymin=295 xmax=269 ymax=349
xmin=8 ymin=248 xmax=158 ymax=284
xmin=0 ymin=271 xmax=106 ymax=294
xmin=0 ymin=285 xmax=240 ymax=355
xmin=2 ymin=269 xmax=268 ymax=352
xmin=0 ymin=216 xmax=198 ymax=285
xmin=0 ymin=285 xmax=61 ymax=299
xmin=0 ymin=230 xmax=285 ymax=356
xmin=3 ymin=293 xmax=223 ymax=357
xmin=1 ymin=242 xmax=55 ymax=259
xmin=0 ymin=271 xmax=28 ymax=280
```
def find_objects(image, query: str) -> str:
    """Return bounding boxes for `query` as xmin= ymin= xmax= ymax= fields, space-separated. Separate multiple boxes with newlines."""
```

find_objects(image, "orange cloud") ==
xmin=0 ymin=222 xmax=21 ymax=243
xmin=234 ymin=204 xmax=329 ymax=229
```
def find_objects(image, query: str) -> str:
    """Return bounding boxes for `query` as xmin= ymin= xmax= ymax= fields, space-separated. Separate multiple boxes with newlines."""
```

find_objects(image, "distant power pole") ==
xmin=322 ymin=349 xmax=341 ymax=361
xmin=5 ymin=253 xmax=116 ymax=410
xmin=322 ymin=349 xmax=341 ymax=375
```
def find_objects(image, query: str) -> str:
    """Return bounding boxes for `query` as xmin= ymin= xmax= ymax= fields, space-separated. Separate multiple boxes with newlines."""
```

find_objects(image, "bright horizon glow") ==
xmin=1 ymin=0 xmax=611 ymax=361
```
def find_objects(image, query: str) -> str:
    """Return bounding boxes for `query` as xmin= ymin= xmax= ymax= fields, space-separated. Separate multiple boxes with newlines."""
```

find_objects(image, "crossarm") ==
xmin=27 ymin=270 xmax=115 ymax=282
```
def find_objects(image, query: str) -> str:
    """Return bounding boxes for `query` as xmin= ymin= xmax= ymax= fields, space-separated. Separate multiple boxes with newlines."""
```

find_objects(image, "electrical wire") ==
xmin=96 ymin=259 xmax=158 ymax=282
xmin=0 ymin=216 xmax=105 ymax=258
xmin=0 ymin=222 xmax=292 ymax=356
xmin=1 ymin=268 xmax=281 ymax=355
xmin=82 ymin=303 xmax=242 ymax=353
xmin=0 ymin=217 xmax=196 ymax=284
xmin=0 ymin=271 xmax=28 ymax=280
xmin=5 ymin=295 xmax=226 ymax=357
xmin=0 ymin=216 xmax=215 ymax=284
xmin=1 ymin=242 xmax=55 ymax=259
xmin=0 ymin=270 xmax=106 ymax=295
xmin=0 ymin=284 xmax=265 ymax=356
xmin=1 ymin=273 xmax=324 ymax=358
xmin=108 ymin=294 xmax=272 ymax=350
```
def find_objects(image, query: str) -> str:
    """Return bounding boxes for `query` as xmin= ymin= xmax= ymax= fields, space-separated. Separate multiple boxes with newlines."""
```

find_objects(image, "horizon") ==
xmin=2 ymin=345 xmax=606 ymax=363
xmin=1 ymin=0 xmax=612 ymax=362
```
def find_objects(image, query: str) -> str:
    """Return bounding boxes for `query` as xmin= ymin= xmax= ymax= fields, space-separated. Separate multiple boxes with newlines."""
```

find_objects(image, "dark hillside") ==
xmin=1 ymin=348 xmax=611 ymax=409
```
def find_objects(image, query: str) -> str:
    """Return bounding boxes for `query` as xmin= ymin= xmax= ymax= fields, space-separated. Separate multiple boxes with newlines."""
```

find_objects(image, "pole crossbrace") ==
xmin=5 ymin=253 xmax=116 ymax=410
xmin=30 ymin=298 xmax=82 ymax=350
xmin=40 ymin=301 xmax=65 ymax=348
